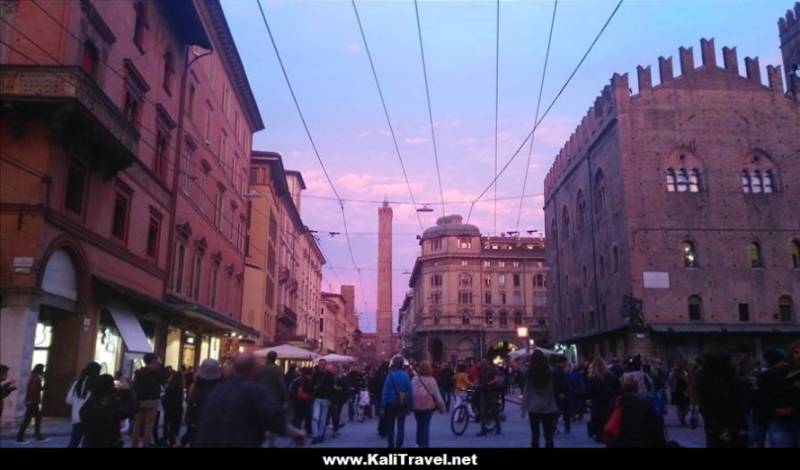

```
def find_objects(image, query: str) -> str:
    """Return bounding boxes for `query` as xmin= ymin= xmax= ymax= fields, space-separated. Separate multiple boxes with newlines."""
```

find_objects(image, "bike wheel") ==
xmin=450 ymin=406 xmax=469 ymax=436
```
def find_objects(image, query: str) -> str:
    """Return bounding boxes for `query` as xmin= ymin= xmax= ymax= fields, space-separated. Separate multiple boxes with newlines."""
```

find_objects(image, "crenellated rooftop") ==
xmin=778 ymin=2 xmax=800 ymax=41
xmin=544 ymin=37 xmax=792 ymax=199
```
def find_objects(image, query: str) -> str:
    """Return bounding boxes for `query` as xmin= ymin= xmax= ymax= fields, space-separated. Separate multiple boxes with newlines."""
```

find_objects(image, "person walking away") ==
xmin=411 ymin=361 xmax=445 ymax=448
xmin=381 ymin=355 xmax=413 ymax=448
xmin=131 ymin=353 xmax=168 ymax=448
xmin=192 ymin=353 xmax=305 ymax=448
xmin=568 ymin=361 xmax=587 ymax=423
xmin=161 ymin=371 xmax=183 ymax=447
xmin=476 ymin=357 xmax=502 ymax=436
xmin=452 ymin=363 xmax=473 ymax=410
xmin=697 ymin=352 xmax=748 ymax=448
xmin=668 ymin=359 xmax=691 ymax=427
xmin=255 ymin=351 xmax=289 ymax=447
xmin=586 ymin=357 xmax=620 ymax=441
xmin=65 ymin=362 xmax=101 ymax=448
xmin=607 ymin=377 xmax=667 ymax=448
xmin=346 ymin=364 xmax=364 ymax=421
xmin=621 ymin=355 xmax=653 ymax=401
xmin=178 ymin=358 xmax=221 ymax=447
xmin=440 ymin=363 xmax=454 ymax=412
xmin=328 ymin=365 xmax=349 ymax=436
xmin=289 ymin=367 xmax=314 ymax=437
xmin=762 ymin=341 xmax=800 ymax=448
xmin=16 ymin=364 xmax=46 ymax=444
xmin=751 ymin=349 xmax=786 ymax=448
xmin=556 ymin=358 xmax=575 ymax=434
xmin=371 ymin=361 xmax=389 ymax=438
xmin=80 ymin=375 xmax=138 ymax=448
xmin=522 ymin=351 xmax=560 ymax=448
xmin=311 ymin=359 xmax=335 ymax=444
xmin=0 ymin=365 xmax=17 ymax=421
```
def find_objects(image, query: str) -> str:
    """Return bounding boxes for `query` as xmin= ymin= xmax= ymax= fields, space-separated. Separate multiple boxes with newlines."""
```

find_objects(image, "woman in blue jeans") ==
xmin=412 ymin=361 xmax=446 ymax=447
xmin=381 ymin=356 xmax=414 ymax=448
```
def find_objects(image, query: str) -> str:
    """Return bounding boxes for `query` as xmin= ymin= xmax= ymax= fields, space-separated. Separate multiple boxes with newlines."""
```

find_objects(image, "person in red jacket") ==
xmin=16 ymin=364 xmax=47 ymax=444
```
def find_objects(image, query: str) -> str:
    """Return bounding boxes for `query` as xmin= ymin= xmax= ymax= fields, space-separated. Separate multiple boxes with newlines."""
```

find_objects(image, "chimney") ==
xmin=700 ymin=38 xmax=716 ymax=67
xmin=722 ymin=47 xmax=739 ymax=74
xmin=767 ymin=65 xmax=784 ymax=94
xmin=679 ymin=47 xmax=694 ymax=75
xmin=745 ymin=57 xmax=761 ymax=83
xmin=637 ymin=65 xmax=652 ymax=92
xmin=659 ymin=56 xmax=674 ymax=82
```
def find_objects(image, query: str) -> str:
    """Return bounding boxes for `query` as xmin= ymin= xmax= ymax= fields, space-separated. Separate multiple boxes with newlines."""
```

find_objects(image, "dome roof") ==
xmin=422 ymin=215 xmax=480 ymax=239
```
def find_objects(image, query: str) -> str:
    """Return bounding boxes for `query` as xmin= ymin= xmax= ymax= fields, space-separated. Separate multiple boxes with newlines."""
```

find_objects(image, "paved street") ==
xmin=1 ymin=396 xmax=706 ymax=449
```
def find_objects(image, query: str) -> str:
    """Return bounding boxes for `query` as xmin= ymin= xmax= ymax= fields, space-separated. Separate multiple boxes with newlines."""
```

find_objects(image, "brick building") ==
xmin=320 ymin=287 xmax=358 ymax=355
xmin=544 ymin=19 xmax=800 ymax=360
xmin=403 ymin=215 xmax=548 ymax=364
xmin=0 ymin=0 xmax=261 ymax=424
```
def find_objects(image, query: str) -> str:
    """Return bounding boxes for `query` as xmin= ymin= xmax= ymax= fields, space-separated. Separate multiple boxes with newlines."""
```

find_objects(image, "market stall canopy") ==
xmin=253 ymin=344 xmax=318 ymax=360
xmin=316 ymin=354 xmax=356 ymax=363
xmin=509 ymin=347 xmax=557 ymax=359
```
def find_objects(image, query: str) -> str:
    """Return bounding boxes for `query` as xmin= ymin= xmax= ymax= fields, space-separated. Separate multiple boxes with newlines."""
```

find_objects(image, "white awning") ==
xmin=107 ymin=299 xmax=153 ymax=354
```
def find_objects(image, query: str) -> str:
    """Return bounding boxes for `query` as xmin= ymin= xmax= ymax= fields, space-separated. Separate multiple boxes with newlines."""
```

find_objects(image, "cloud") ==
xmin=456 ymin=137 xmax=477 ymax=146
xmin=337 ymin=173 xmax=424 ymax=197
xmin=404 ymin=137 xmax=429 ymax=145
xmin=346 ymin=43 xmax=361 ymax=53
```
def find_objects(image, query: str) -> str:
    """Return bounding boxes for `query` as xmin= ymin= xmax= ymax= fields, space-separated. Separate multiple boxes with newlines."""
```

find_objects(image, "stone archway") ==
xmin=457 ymin=337 xmax=476 ymax=361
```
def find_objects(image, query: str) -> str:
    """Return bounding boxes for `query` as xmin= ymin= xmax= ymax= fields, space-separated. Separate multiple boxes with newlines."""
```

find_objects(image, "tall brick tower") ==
xmin=377 ymin=200 xmax=394 ymax=360
xmin=779 ymin=3 xmax=800 ymax=96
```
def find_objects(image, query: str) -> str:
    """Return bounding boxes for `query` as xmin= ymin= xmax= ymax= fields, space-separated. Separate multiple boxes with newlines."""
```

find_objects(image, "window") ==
xmin=214 ymin=190 xmax=223 ymax=230
xmin=431 ymin=239 xmax=442 ymax=251
xmin=778 ymin=296 xmax=794 ymax=322
xmin=210 ymin=264 xmax=219 ymax=307
xmin=688 ymin=169 xmax=701 ymax=192
xmin=462 ymin=313 xmax=470 ymax=325
xmin=484 ymin=292 xmax=492 ymax=305
xmin=749 ymin=242 xmax=764 ymax=268
xmin=204 ymin=104 xmax=212 ymax=143
xmin=459 ymin=273 xmax=472 ymax=288
xmin=162 ymin=52 xmax=174 ymax=94
xmin=742 ymin=153 xmax=778 ymax=194
xmin=430 ymin=274 xmax=442 ymax=288
xmin=188 ymin=84 xmax=196 ymax=119
xmin=514 ymin=312 xmax=523 ymax=326
xmin=594 ymin=169 xmax=606 ymax=214
xmin=155 ymin=129 xmax=170 ymax=182
xmin=198 ymin=171 xmax=209 ymax=214
xmin=459 ymin=237 xmax=472 ymax=249
xmin=485 ymin=311 xmax=494 ymax=326
xmin=666 ymin=169 xmax=677 ymax=192
xmin=459 ymin=292 xmax=473 ymax=305
xmin=123 ymin=91 xmax=141 ymax=129
xmin=267 ymin=247 xmax=276 ymax=273
xmin=682 ymin=241 xmax=697 ymax=268
xmin=319 ymin=318 xmax=324 ymax=333
xmin=111 ymin=193 xmax=130 ymax=242
xmin=483 ymin=260 xmax=491 ymax=268
xmin=483 ymin=275 xmax=492 ymax=288
xmin=792 ymin=240 xmax=800 ymax=269
xmin=81 ymin=40 xmax=99 ymax=79
xmin=146 ymin=213 xmax=161 ymax=259
xmin=500 ymin=311 xmax=508 ymax=326
xmin=430 ymin=292 xmax=441 ymax=305
xmin=575 ymin=190 xmax=587 ymax=230
xmin=688 ymin=295 xmax=703 ymax=321
xmin=461 ymin=260 xmax=468 ymax=267
xmin=598 ymin=256 xmax=605 ymax=278
xmin=561 ymin=207 xmax=570 ymax=240
xmin=500 ymin=292 xmax=507 ymax=305
xmin=738 ymin=303 xmax=750 ymax=322
xmin=498 ymin=274 xmax=506 ymax=287
xmin=133 ymin=2 xmax=147 ymax=51
xmin=513 ymin=274 xmax=521 ymax=288
xmin=174 ymin=243 xmax=186 ymax=294
xmin=65 ymin=161 xmax=87 ymax=215
xmin=191 ymin=255 xmax=202 ymax=300
xmin=534 ymin=274 xmax=544 ymax=288
xmin=498 ymin=261 xmax=506 ymax=268
xmin=613 ymin=245 xmax=620 ymax=273
xmin=433 ymin=313 xmax=440 ymax=325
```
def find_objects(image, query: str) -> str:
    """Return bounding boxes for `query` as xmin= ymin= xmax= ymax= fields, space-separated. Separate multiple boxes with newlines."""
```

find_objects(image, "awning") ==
xmin=106 ymin=299 xmax=154 ymax=354
xmin=253 ymin=344 xmax=318 ymax=360
xmin=649 ymin=323 xmax=800 ymax=334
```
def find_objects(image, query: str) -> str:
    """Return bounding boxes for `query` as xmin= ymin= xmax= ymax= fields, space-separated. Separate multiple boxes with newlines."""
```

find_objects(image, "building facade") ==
xmin=403 ymin=215 xmax=548 ymax=364
xmin=0 ymin=0 xmax=260 ymax=425
xmin=544 ymin=30 xmax=800 ymax=361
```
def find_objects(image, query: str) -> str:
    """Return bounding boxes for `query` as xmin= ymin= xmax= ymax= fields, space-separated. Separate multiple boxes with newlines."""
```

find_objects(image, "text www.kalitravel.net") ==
xmin=322 ymin=453 xmax=479 ymax=467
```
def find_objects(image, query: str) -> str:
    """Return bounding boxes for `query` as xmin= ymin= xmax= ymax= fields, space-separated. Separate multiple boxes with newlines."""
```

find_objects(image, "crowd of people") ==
xmin=1 ymin=340 xmax=798 ymax=449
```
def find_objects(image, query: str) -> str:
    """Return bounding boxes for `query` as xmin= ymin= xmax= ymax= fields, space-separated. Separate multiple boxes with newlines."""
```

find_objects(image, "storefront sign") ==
xmin=13 ymin=257 xmax=34 ymax=273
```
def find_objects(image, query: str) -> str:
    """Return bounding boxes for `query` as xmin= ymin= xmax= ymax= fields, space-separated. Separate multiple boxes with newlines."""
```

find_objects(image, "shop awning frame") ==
xmin=105 ymin=299 xmax=154 ymax=354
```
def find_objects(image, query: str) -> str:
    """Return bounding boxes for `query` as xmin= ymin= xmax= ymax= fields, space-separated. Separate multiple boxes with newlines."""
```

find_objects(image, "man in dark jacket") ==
xmin=609 ymin=377 xmax=666 ymax=448
xmin=477 ymin=357 xmax=501 ymax=436
xmin=16 ymin=364 xmax=45 ymax=443
xmin=310 ymin=359 xmax=336 ymax=444
xmin=80 ymin=375 xmax=138 ymax=448
xmin=131 ymin=353 xmax=168 ymax=448
xmin=193 ymin=353 xmax=305 ymax=447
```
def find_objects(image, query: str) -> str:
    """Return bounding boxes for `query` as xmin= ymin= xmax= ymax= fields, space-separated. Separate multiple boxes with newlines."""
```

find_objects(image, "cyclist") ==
xmin=477 ymin=356 xmax=502 ymax=436
xmin=453 ymin=363 xmax=473 ymax=410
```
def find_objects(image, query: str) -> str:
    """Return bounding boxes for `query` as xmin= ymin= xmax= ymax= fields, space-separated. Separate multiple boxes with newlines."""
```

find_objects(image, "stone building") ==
xmin=544 ymin=24 xmax=800 ymax=360
xmin=403 ymin=215 xmax=548 ymax=363
xmin=0 ymin=0 xmax=261 ymax=424
xmin=320 ymin=287 xmax=358 ymax=354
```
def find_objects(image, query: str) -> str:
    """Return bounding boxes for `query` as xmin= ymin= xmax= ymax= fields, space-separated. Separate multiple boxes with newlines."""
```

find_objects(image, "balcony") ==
xmin=1 ymin=65 xmax=139 ymax=178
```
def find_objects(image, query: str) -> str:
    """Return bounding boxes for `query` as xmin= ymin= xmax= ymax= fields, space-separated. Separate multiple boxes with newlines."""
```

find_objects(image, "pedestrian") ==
xmin=586 ymin=356 xmax=620 ymax=441
xmin=192 ymin=353 xmax=305 ymax=448
xmin=762 ymin=341 xmax=800 ymax=448
xmin=476 ymin=356 xmax=502 ymax=436
xmin=522 ymin=350 xmax=560 ymax=448
xmin=568 ymin=359 xmax=587 ymax=422
xmin=256 ymin=351 xmax=289 ymax=447
xmin=162 ymin=371 xmax=183 ymax=447
xmin=556 ymin=357 xmax=574 ymax=434
xmin=668 ymin=358 xmax=691 ymax=426
xmin=697 ymin=352 xmax=748 ymax=448
xmin=621 ymin=355 xmax=653 ymax=400
xmin=371 ymin=361 xmax=389 ymax=438
xmin=381 ymin=355 xmax=413 ymax=448
xmin=439 ymin=362 xmax=454 ymax=412
xmin=65 ymin=361 xmax=101 ymax=448
xmin=411 ymin=361 xmax=446 ymax=448
xmin=16 ymin=363 xmax=46 ymax=444
xmin=607 ymin=377 xmax=667 ymax=448
xmin=80 ymin=374 xmax=138 ymax=448
xmin=178 ymin=358 xmax=221 ymax=448
xmin=311 ymin=359 xmax=335 ymax=444
xmin=130 ymin=353 xmax=168 ymax=448
xmin=289 ymin=367 xmax=314 ymax=437
xmin=0 ymin=364 xmax=17 ymax=420
xmin=346 ymin=364 xmax=364 ymax=422
xmin=328 ymin=364 xmax=348 ymax=437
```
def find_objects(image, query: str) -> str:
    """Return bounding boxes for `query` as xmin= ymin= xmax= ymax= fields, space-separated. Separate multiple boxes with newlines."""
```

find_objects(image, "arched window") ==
xmin=778 ymin=296 xmax=794 ymax=322
xmin=499 ymin=311 xmax=508 ymax=326
xmin=749 ymin=242 xmax=764 ymax=268
xmin=682 ymin=241 xmax=698 ymax=268
xmin=576 ymin=190 xmax=586 ymax=229
xmin=462 ymin=312 xmax=471 ymax=325
xmin=613 ymin=245 xmax=620 ymax=273
xmin=514 ymin=312 xmax=523 ymax=326
xmin=594 ymin=169 xmax=606 ymax=214
xmin=688 ymin=295 xmax=703 ymax=321
xmin=550 ymin=217 xmax=557 ymax=239
xmin=742 ymin=152 xmax=779 ymax=194
xmin=485 ymin=311 xmax=494 ymax=326
xmin=792 ymin=240 xmax=800 ymax=269
xmin=666 ymin=169 xmax=677 ymax=192
xmin=561 ymin=207 xmax=571 ymax=241
xmin=459 ymin=273 xmax=472 ymax=288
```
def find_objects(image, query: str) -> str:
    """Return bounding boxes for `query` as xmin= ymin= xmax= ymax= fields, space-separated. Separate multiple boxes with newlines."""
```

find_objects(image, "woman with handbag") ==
xmin=381 ymin=355 xmax=414 ymax=448
xmin=606 ymin=377 xmax=666 ymax=448
xmin=411 ymin=361 xmax=446 ymax=448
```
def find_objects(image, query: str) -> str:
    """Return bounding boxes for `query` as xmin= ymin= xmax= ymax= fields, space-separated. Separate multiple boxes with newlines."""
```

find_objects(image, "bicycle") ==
xmin=450 ymin=388 xmax=501 ymax=435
